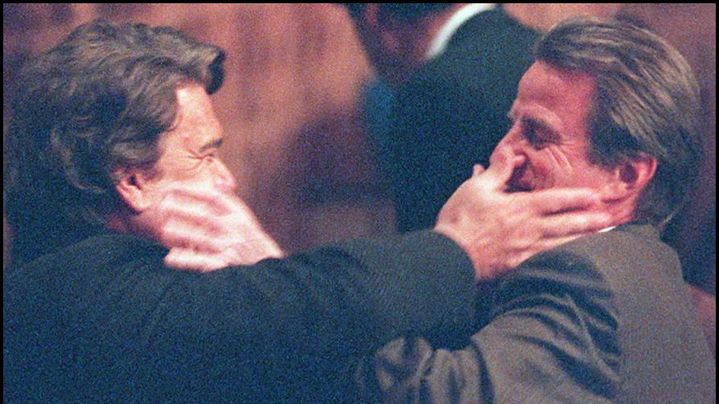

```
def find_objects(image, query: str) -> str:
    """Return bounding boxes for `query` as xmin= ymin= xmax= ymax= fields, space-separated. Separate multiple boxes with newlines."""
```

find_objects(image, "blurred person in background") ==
xmin=345 ymin=3 xmax=539 ymax=232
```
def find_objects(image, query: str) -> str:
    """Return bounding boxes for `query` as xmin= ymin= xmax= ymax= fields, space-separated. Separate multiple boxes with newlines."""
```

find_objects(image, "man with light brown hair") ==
xmin=353 ymin=18 xmax=716 ymax=402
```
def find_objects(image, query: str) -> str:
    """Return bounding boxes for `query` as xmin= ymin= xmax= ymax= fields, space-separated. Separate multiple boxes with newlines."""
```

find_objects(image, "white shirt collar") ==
xmin=597 ymin=226 xmax=617 ymax=233
xmin=425 ymin=3 xmax=496 ymax=61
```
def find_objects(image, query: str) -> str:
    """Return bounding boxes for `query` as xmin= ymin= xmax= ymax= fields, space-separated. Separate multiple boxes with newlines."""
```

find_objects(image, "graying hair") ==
xmin=535 ymin=18 xmax=703 ymax=228
xmin=4 ymin=20 xmax=225 ymax=263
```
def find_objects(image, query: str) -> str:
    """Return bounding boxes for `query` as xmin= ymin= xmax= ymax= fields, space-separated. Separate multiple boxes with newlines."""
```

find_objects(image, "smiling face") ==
xmin=493 ymin=62 xmax=615 ymax=194
xmin=142 ymin=83 xmax=237 ymax=202
xmin=113 ymin=82 xmax=238 ymax=239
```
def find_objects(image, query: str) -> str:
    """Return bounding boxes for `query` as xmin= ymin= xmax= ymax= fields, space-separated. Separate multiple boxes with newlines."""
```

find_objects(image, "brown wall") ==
xmin=4 ymin=4 xmax=715 ymax=278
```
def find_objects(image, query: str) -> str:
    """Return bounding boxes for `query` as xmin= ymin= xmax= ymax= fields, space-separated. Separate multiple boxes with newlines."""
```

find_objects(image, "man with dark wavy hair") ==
xmin=3 ymin=20 xmax=611 ymax=402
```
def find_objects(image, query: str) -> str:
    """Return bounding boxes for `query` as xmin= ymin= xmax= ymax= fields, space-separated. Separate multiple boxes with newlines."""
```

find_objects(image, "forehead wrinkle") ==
xmin=513 ymin=102 xmax=565 ymax=137
xmin=517 ymin=63 xmax=596 ymax=141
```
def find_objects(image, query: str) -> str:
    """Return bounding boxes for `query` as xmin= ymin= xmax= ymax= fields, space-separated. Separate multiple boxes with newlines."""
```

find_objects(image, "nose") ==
xmin=497 ymin=124 xmax=529 ymax=156
xmin=213 ymin=159 xmax=237 ymax=194
xmin=492 ymin=125 xmax=522 ymax=161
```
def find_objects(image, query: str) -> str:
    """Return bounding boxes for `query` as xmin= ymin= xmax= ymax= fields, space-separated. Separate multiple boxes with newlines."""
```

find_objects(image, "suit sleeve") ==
xmin=2 ymin=231 xmax=476 ymax=402
xmin=353 ymin=250 xmax=621 ymax=403
xmin=153 ymin=230 xmax=476 ymax=366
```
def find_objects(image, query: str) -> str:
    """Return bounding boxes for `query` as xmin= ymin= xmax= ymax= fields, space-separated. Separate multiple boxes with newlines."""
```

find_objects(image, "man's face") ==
xmin=141 ymin=83 xmax=237 ymax=207
xmin=493 ymin=62 xmax=615 ymax=194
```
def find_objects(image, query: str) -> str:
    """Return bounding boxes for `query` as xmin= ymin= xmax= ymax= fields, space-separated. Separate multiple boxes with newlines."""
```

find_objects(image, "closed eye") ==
xmin=523 ymin=119 xmax=557 ymax=149
xmin=524 ymin=121 xmax=544 ymax=147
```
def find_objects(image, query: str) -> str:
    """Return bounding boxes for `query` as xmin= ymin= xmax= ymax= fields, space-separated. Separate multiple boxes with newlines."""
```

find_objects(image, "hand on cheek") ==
xmin=154 ymin=185 xmax=284 ymax=271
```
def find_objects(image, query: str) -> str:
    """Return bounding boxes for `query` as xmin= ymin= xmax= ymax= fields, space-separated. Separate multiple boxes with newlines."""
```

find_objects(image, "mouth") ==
xmin=506 ymin=167 xmax=533 ymax=193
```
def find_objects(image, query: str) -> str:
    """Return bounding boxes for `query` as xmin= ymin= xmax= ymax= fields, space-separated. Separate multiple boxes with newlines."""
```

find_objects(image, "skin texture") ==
xmin=494 ymin=62 xmax=654 ymax=225
xmin=136 ymin=83 xmax=237 ymax=205
xmin=112 ymin=83 xmax=283 ymax=270
xmin=498 ymin=62 xmax=613 ymax=192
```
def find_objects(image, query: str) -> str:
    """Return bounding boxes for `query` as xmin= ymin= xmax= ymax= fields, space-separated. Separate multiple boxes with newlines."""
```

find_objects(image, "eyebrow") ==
xmin=526 ymin=117 xmax=556 ymax=133
xmin=508 ymin=112 xmax=560 ymax=140
xmin=199 ymin=137 xmax=223 ymax=154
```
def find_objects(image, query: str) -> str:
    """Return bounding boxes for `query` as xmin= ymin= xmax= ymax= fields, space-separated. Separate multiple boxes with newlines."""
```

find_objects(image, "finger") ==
xmin=253 ymin=237 xmax=285 ymax=259
xmin=221 ymin=236 xmax=284 ymax=266
xmin=483 ymin=147 xmax=524 ymax=190
xmin=236 ymin=237 xmax=285 ymax=262
xmin=159 ymin=203 xmax=226 ymax=237
xmin=160 ymin=222 xmax=225 ymax=254
xmin=525 ymin=188 xmax=603 ymax=214
xmin=164 ymin=248 xmax=227 ymax=272
xmin=162 ymin=187 xmax=230 ymax=216
xmin=213 ymin=191 xmax=260 ymax=224
xmin=472 ymin=164 xmax=485 ymax=177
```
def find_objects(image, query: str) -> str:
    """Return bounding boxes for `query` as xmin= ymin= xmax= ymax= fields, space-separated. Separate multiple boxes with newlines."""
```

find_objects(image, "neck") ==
xmin=106 ymin=212 xmax=131 ymax=234
xmin=600 ymin=196 xmax=639 ymax=229
xmin=106 ymin=207 xmax=154 ymax=241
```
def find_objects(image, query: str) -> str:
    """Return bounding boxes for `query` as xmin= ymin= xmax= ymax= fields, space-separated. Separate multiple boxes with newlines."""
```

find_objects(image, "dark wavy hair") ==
xmin=535 ymin=18 xmax=703 ymax=228
xmin=4 ymin=20 xmax=226 ymax=263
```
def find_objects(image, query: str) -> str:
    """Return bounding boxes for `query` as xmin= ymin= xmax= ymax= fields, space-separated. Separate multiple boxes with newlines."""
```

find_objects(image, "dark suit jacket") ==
xmin=383 ymin=7 xmax=538 ymax=232
xmin=353 ymin=225 xmax=716 ymax=402
xmin=3 ymin=230 xmax=476 ymax=403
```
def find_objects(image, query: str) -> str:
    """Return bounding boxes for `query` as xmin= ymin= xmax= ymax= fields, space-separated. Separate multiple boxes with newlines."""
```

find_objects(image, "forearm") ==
xmin=319 ymin=230 xmax=477 ymax=351
xmin=184 ymin=230 xmax=477 ymax=361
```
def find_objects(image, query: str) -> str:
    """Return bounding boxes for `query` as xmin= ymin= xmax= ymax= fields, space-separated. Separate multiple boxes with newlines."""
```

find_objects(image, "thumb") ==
xmin=472 ymin=164 xmax=486 ymax=177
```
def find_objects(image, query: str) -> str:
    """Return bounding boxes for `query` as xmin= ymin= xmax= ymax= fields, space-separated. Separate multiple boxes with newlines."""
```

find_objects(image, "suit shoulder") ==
xmin=35 ymin=233 xmax=162 ymax=267
xmin=508 ymin=225 xmax=681 ymax=306
xmin=4 ymin=233 xmax=168 ymax=297
xmin=548 ymin=226 xmax=677 ymax=275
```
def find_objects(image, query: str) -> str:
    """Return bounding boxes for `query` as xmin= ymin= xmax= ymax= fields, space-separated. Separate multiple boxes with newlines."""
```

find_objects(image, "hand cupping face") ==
xmin=151 ymin=186 xmax=285 ymax=272
xmin=434 ymin=147 xmax=611 ymax=282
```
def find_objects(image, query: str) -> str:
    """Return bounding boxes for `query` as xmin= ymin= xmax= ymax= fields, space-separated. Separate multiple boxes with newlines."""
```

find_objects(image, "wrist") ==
xmin=433 ymin=224 xmax=483 ymax=282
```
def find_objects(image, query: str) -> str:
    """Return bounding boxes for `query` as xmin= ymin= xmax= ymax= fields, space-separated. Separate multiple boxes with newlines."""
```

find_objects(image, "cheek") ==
xmin=572 ymin=165 xmax=615 ymax=189
xmin=143 ymin=169 xmax=195 ymax=204
xmin=142 ymin=180 xmax=174 ymax=208
xmin=149 ymin=160 xmax=227 ymax=197
xmin=533 ymin=148 xmax=592 ymax=188
xmin=523 ymin=154 xmax=555 ymax=189
xmin=167 ymin=166 xmax=220 ymax=193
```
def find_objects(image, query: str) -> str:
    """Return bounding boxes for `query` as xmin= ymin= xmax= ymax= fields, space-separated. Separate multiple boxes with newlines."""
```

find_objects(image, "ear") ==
xmin=114 ymin=167 xmax=155 ymax=213
xmin=601 ymin=154 xmax=657 ymax=201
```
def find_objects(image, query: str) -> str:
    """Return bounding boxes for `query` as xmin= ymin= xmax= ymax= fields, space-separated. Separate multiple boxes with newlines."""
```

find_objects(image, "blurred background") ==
xmin=3 ymin=4 xmax=715 ymax=291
